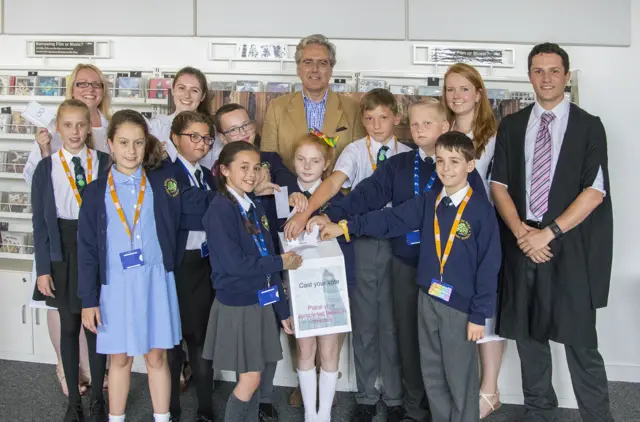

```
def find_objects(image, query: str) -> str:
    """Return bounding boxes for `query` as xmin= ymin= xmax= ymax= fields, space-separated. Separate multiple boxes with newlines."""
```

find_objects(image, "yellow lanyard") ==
xmin=365 ymin=136 xmax=398 ymax=171
xmin=433 ymin=187 xmax=473 ymax=279
xmin=58 ymin=148 xmax=92 ymax=206
xmin=107 ymin=169 xmax=146 ymax=248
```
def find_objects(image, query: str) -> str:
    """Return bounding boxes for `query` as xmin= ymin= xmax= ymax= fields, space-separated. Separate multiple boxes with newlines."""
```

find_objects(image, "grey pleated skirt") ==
xmin=202 ymin=299 xmax=283 ymax=373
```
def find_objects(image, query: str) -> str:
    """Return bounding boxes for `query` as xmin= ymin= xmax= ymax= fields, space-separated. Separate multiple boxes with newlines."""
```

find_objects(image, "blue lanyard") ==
xmin=414 ymin=150 xmax=437 ymax=196
xmin=237 ymin=204 xmax=268 ymax=257
xmin=178 ymin=159 xmax=207 ymax=191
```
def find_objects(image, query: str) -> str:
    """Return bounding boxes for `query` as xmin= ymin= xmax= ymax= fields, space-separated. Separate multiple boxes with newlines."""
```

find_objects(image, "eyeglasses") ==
xmin=75 ymin=81 xmax=104 ymax=89
xmin=222 ymin=121 xmax=255 ymax=137
xmin=179 ymin=132 xmax=215 ymax=146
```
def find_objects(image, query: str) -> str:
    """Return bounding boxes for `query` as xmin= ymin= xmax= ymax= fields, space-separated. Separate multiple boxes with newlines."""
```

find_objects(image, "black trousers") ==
xmin=517 ymin=260 xmax=613 ymax=422
xmin=169 ymin=250 xmax=214 ymax=418
xmin=59 ymin=307 xmax=107 ymax=404
xmin=390 ymin=255 xmax=430 ymax=421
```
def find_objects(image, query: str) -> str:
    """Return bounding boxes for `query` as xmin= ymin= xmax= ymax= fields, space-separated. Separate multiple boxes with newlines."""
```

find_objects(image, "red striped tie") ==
xmin=530 ymin=111 xmax=556 ymax=218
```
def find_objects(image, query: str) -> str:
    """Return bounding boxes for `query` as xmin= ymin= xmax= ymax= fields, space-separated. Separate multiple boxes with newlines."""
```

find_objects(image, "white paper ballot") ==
xmin=21 ymin=101 xmax=56 ymax=128
xmin=286 ymin=225 xmax=320 ymax=248
xmin=274 ymin=185 xmax=290 ymax=219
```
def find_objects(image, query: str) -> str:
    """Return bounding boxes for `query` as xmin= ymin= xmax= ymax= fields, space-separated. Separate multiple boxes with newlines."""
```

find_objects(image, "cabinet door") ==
xmin=0 ymin=272 xmax=33 ymax=354
xmin=32 ymin=308 xmax=57 ymax=361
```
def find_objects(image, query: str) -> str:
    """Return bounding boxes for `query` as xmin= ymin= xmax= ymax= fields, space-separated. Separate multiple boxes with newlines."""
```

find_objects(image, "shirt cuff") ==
xmin=489 ymin=180 xmax=508 ymax=188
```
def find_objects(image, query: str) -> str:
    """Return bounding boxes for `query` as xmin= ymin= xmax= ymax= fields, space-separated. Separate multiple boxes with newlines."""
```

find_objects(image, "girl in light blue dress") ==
xmin=79 ymin=110 xmax=210 ymax=422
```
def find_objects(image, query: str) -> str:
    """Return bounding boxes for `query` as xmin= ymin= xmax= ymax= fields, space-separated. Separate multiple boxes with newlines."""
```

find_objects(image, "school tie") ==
xmin=377 ymin=145 xmax=389 ymax=166
xmin=194 ymin=169 xmax=205 ymax=190
xmin=530 ymin=111 xmax=556 ymax=218
xmin=71 ymin=156 xmax=87 ymax=194
xmin=442 ymin=196 xmax=453 ymax=207
xmin=425 ymin=156 xmax=434 ymax=165
xmin=247 ymin=205 xmax=257 ymax=224
xmin=303 ymin=191 xmax=312 ymax=199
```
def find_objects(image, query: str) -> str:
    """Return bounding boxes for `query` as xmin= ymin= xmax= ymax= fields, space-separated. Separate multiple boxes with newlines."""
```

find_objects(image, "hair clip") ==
xmin=309 ymin=128 xmax=338 ymax=148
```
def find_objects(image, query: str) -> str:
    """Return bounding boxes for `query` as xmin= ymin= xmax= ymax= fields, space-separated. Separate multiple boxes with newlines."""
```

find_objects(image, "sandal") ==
xmin=79 ymin=370 xmax=109 ymax=391
xmin=480 ymin=389 xmax=502 ymax=419
xmin=56 ymin=365 xmax=88 ymax=397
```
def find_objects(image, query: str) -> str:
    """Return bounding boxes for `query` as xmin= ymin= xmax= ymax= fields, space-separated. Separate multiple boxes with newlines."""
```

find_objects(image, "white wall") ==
xmin=0 ymin=0 xmax=638 ymax=409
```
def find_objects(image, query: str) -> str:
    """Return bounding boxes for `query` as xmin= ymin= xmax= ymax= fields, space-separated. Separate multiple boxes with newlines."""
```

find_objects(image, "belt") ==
xmin=525 ymin=220 xmax=544 ymax=229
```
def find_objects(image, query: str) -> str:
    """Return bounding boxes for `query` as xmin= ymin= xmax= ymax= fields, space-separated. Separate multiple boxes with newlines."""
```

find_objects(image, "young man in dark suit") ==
xmin=491 ymin=43 xmax=614 ymax=421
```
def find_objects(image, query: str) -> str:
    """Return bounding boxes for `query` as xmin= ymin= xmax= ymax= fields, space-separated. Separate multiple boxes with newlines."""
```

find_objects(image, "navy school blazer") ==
xmin=77 ymin=162 xmax=214 ymax=308
xmin=173 ymin=159 xmax=216 ymax=265
xmin=32 ymin=151 xmax=110 ymax=277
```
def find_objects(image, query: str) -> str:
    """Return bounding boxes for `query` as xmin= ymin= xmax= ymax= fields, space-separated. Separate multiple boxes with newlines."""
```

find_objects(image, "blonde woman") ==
xmin=24 ymin=63 xmax=112 ymax=397
xmin=442 ymin=63 xmax=503 ymax=419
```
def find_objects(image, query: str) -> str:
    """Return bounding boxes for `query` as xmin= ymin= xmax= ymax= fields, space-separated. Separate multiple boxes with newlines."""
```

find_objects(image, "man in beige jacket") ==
xmin=261 ymin=34 xmax=365 ymax=173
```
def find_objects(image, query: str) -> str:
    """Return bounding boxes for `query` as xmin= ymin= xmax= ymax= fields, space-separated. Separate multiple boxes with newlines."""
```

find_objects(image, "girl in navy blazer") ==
xmin=201 ymin=141 xmax=300 ymax=422
xmin=77 ymin=110 xmax=211 ymax=422
xmin=167 ymin=111 xmax=216 ymax=421
xmin=32 ymin=99 xmax=109 ymax=422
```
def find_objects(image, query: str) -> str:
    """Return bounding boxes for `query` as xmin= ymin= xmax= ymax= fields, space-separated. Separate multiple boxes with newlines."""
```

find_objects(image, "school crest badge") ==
xmin=261 ymin=161 xmax=271 ymax=169
xmin=164 ymin=178 xmax=179 ymax=197
xmin=261 ymin=215 xmax=270 ymax=231
xmin=456 ymin=220 xmax=472 ymax=240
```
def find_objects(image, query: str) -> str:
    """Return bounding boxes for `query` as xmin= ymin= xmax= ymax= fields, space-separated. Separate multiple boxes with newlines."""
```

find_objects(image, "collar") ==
xmin=98 ymin=111 xmax=109 ymax=128
xmin=177 ymin=154 xmax=202 ymax=177
xmin=533 ymin=98 xmax=570 ymax=121
xmin=297 ymin=178 xmax=322 ymax=194
xmin=61 ymin=145 xmax=87 ymax=162
xmin=418 ymin=148 xmax=435 ymax=163
xmin=302 ymin=88 xmax=329 ymax=105
xmin=111 ymin=165 xmax=143 ymax=183
xmin=440 ymin=183 xmax=470 ymax=207
xmin=227 ymin=185 xmax=255 ymax=212
xmin=369 ymin=135 xmax=396 ymax=153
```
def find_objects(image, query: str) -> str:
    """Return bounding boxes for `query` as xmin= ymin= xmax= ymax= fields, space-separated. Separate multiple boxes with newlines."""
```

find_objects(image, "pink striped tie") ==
xmin=530 ymin=111 xmax=556 ymax=218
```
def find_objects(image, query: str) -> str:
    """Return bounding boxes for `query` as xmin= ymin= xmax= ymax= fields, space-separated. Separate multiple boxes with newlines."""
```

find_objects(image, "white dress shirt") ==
xmin=491 ymin=99 xmax=605 ymax=221
xmin=51 ymin=146 xmax=99 ymax=219
xmin=227 ymin=184 xmax=255 ymax=212
xmin=297 ymin=178 xmax=322 ymax=194
xmin=334 ymin=136 xmax=412 ymax=189
xmin=177 ymin=154 xmax=208 ymax=251
xmin=23 ymin=111 xmax=109 ymax=186
xmin=440 ymin=183 xmax=470 ymax=207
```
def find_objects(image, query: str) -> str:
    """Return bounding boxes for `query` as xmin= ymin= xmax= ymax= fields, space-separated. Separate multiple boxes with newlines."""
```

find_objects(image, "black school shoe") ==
xmin=195 ymin=415 xmax=213 ymax=422
xmin=259 ymin=403 xmax=279 ymax=421
xmin=89 ymin=399 xmax=107 ymax=422
xmin=63 ymin=400 xmax=84 ymax=422
xmin=352 ymin=404 xmax=376 ymax=422
xmin=386 ymin=405 xmax=408 ymax=422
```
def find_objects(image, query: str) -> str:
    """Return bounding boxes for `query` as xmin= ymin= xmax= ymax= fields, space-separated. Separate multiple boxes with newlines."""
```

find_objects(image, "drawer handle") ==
xmin=21 ymin=305 xmax=26 ymax=324
xmin=35 ymin=308 xmax=40 ymax=325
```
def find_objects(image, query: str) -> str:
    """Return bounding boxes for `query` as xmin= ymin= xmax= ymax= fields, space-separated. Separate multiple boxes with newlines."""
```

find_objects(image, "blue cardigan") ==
xmin=173 ymin=160 xmax=216 ymax=265
xmin=32 ymin=151 xmax=110 ymax=277
xmin=324 ymin=150 xmax=487 ymax=265
xmin=346 ymin=188 xmax=501 ymax=325
xmin=203 ymin=192 xmax=290 ymax=320
xmin=77 ymin=163 xmax=213 ymax=308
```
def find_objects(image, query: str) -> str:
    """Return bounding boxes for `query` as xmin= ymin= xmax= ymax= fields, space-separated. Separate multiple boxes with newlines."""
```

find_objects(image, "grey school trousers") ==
xmin=352 ymin=236 xmax=403 ymax=406
xmin=418 ymin=291 xmax=479 ymax=422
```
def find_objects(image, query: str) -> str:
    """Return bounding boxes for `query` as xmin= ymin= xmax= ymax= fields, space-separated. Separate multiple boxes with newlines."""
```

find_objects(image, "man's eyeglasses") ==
xmin=179 ymin=132 xmax=215 ymax=146
xmin=75 ymin=81 xmax=104 ymax=89
xmin=222 ymin=121 xmax=255 ymax=137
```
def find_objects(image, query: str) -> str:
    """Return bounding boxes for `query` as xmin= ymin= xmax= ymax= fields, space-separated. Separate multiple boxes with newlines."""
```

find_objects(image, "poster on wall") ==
xmin=33 ymin=41 xmax=95 ymax=57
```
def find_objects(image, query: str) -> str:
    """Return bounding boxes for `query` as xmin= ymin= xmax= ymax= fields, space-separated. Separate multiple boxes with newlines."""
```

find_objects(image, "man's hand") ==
xmin=518 ymin=226 xmax=554 ymax=255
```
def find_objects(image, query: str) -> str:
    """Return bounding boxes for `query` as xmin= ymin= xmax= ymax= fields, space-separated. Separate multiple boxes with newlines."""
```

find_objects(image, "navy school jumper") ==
xmin=77 ymin=162 xmax=214 ymax=308
xmin=346 ymin=189 xmax=501 ymax=325
xmin=324 ymin=150 xmax=487 ymax=266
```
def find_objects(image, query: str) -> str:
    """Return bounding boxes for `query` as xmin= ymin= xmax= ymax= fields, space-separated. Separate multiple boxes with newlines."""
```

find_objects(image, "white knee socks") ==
xmin=153 ymin=412 xmax=170 ymax=422
xmin=317 ymin=369 xmax=338 ymax=421
xmin=109 ymin=415 xmax=125 ymax=422
xmin=298 ymin=367 xmax=318 ymax=421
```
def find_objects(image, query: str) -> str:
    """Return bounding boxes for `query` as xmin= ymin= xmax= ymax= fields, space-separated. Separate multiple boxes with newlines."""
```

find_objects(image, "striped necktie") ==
xmin=530 ymin=111 xmax=556 ymax=218
xmin=377 ymin=145 xmax=389 ymax=166
xmin=71 ymin=156 xmax=87 ymax=194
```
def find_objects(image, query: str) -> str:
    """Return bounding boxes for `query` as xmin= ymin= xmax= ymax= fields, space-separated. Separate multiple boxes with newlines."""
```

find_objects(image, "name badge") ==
xmin=258 ymin=285 xmax=280 ymax=307
xmin=428 ymin=278 xmax=453 ymax=302
xmin=406 ymin=230 xmax=421 ymax=245
xmin=120 ymin=249 xmax=144 ymax=270
xmin=200 ymin=241 xmax=209 ymax=258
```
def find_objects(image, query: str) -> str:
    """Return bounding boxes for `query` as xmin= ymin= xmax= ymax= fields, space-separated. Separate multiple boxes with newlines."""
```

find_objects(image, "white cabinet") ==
xmin=0 ymin=270 xmax=33 ymax=354
xmin=32 ymin=307 xmax=57 ymax=361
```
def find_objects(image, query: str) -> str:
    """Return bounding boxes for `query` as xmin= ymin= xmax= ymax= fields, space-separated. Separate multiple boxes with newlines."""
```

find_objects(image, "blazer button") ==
xmin=100 ymin=214 xmax=106 ymax=219
xmin=101 ymin=230 xmax=106 ymax=234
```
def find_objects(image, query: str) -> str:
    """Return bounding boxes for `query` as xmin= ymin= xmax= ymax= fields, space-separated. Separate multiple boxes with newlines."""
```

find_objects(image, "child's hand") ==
xmin=320 ymin=222 xmax=345 ymax=241
xmin=36 ymin=274 xmax=56 ymax=298
xmin=284 ymin=213 xmax=309 ymax=240
xmin=307 ymin=214 xmax=330 ymax=232
xmin=82 ymin=307 xmax=102 ymax=334
xmin=35 ymin=128 xmax=52 ymax=156
xmin=281 ymin=317 xmax=294 ymax=335
xmin=467 ymin=322 xmax=485 ymax=342
xmin=281 ymin=251 xmax=303 ymax=270
xmin=288 ymin=192 xmax=308 ymax=213
xmin=254 ymin=181 xmax=280 ymax=196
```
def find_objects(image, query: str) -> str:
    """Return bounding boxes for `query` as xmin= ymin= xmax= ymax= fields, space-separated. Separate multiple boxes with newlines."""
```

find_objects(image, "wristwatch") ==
xmin=547 ymin=220 xmax=563 ymax=239
xmin=338 ymin=220 xmax=351 ymax=243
